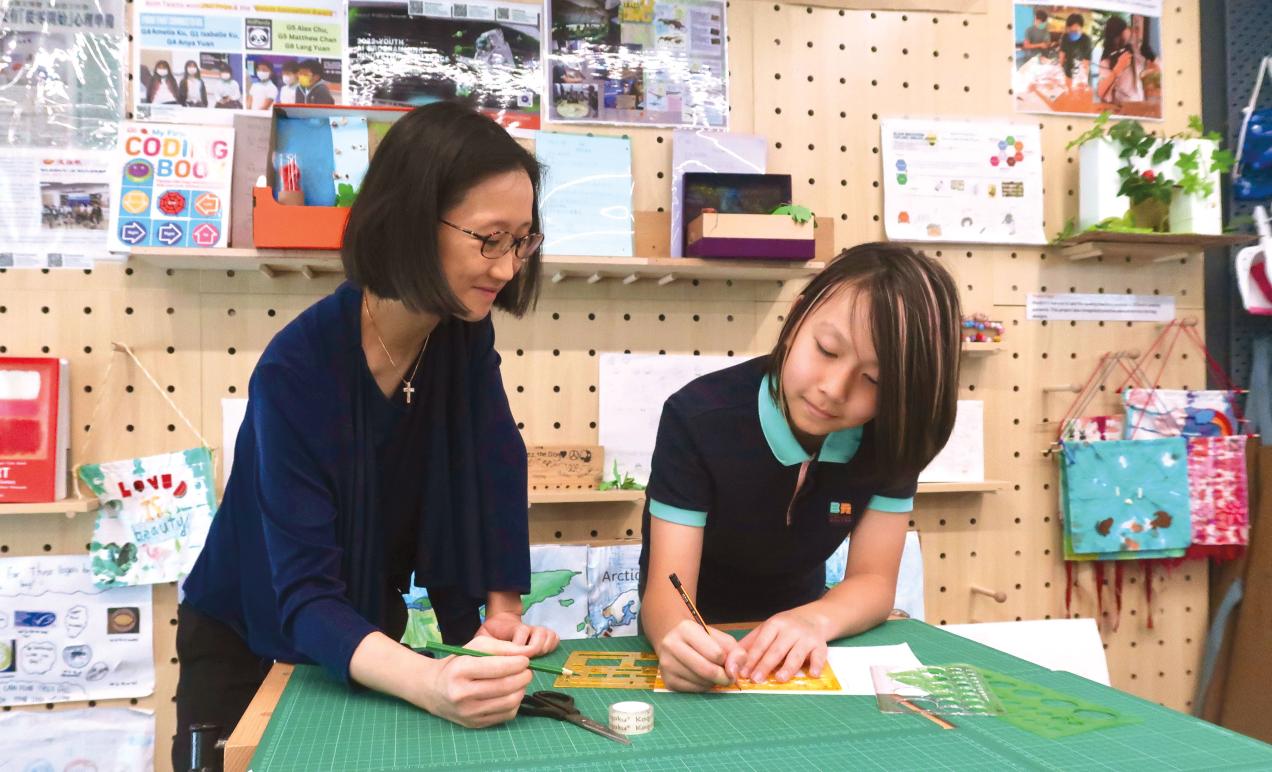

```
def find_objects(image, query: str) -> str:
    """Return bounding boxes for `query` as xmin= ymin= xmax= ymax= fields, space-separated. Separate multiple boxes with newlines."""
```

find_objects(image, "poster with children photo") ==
xmin=137 ymin=51 xmax=243 ymax=111
xmin=1012 ymin=1 xmax=1163 ymax=120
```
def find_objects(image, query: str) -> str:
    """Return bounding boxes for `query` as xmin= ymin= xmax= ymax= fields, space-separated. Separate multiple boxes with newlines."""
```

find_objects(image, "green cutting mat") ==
xmin=250 ymin=621 xmax=1272 ymax=771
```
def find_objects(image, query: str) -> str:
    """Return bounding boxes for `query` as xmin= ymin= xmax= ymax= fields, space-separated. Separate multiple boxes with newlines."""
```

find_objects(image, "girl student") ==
xmin=639 ymin=243 xmax=962 ymax=691
xmin=174 ymin=102 xmax=554 ymax=768
xmin=145 ymin=59 xmax=180 ymax=105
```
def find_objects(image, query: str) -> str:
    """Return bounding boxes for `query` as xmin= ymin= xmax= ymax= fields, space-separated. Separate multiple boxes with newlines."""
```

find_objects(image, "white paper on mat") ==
xmin=598 ymin=353 xmax=737 ymax=485
xmin=0 ymin=707 xmax=155 ymax=771
xmin=919 ymin=400 xmax=984 ymax=483
xmin=941 ymin=618 xmax=1111 ymax=685
xmin=669 ymin=130 xmax=766 ymax=257
xmin=221 ymin=397 xmax=248 ymax=489
xmin=655 ymin=643 xmax=924 ymax=695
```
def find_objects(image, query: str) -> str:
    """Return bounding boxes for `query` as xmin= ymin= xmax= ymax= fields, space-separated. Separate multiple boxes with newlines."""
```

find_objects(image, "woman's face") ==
xmin=437 ymin=169 xmax=534 ymax=322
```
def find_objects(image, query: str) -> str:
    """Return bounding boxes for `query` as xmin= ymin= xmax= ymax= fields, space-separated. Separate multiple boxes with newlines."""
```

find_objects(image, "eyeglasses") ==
xmin=441 ymin=219 xmax=543 ymax=262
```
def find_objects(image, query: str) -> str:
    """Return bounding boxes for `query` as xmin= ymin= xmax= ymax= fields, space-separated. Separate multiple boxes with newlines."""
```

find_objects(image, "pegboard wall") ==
xmin=0 ymin=0 xmax=1211 ymax=764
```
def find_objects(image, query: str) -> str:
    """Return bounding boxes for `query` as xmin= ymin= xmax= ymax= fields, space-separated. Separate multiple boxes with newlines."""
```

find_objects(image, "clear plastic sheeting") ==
xmin=0 ymin=0 xmax=124 ymax=150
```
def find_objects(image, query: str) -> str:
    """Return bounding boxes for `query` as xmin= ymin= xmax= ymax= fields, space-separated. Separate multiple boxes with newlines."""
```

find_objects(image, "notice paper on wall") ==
xmin=881 ymin=118 xmax=1046 ymax=245
xmin=0 ymin=555 xmax=154 ymax=707
xmin=536 ymin=132 xmax=634 ymax=257
xmin=0 ymin=707 xmax=155 ymax=771
xmin=0 ymin=150 xmax=116 ymax=269
xmin=919 ymin=400 xmax=985 ymax=483
xmin=1026 ymin=292 xmax=1175 ymax=322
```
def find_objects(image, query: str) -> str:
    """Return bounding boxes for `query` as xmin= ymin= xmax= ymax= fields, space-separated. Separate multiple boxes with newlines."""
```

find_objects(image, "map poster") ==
xmin=521 ymin=545 xmax=589 ymax=640
xmin=586 ymin=543 xmax=640 ymax=637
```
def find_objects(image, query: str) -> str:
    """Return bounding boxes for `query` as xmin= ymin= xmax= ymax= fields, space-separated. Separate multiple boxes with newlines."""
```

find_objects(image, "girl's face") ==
xmin=436 ymin=169 xmax=533 ymax=322
xmin=186 ymin=65 xmax=199 ymax=77
xmin=780 ymin=286 xmax=880 ymax=440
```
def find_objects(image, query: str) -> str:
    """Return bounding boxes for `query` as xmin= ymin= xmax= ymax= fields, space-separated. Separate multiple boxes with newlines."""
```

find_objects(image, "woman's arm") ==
xmin=1098 ymin=52 xmax=1131 ymax=99
xmin=477 ymin=589 xmax=559 ymax=655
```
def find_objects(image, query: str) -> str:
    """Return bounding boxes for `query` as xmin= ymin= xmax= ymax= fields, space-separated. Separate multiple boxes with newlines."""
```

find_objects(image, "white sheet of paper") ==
xmin=655 ymin=643 xmax=924 ymax=696
xmin=0 ymin=555 xmax=155 ymax=706
xmin=940 ymin=619 xmax=1111 ymax=685
xmin=221 ymin=397 xmax=248 ymax=489
xmin=919 ymin=400 xmax=984 ymax=483
xmin=0 ymin=707 xmax=154 ymax=770
xmin=0 ymin=149 xmax=113 ymax=269
xmin=598 ymin=353 xmax=738 ymax=485
xmin=1026 ymin=292 xmax=1176 ymax=322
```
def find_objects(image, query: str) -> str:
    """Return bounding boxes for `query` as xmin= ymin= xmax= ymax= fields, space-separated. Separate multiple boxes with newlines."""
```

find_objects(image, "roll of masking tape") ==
xmin=608 ymin=701 xmax=654 ymax=735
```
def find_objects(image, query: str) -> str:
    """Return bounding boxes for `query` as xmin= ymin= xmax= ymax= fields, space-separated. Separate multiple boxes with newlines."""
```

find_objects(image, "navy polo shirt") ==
xmin=638 ymin=357 xmax=916 ymax=623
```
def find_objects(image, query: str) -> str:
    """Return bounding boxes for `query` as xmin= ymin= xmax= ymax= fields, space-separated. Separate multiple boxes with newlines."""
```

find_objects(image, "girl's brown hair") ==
xmin=765 ymin=242 xmax=962 ymax=486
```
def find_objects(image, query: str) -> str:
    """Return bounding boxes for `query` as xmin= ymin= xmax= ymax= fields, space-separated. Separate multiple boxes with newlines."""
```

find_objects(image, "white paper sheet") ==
xmin=537 ymin=132 xmax=634 ymax=257
xmin=940 ymin=619 xmax=1111 ymax=685
xmin=919 ymin=400 xmax=984 ymax=483
xmin=0 ymin=555 xmax=154 ymax=706
xmin=655 ymin=643 xmax=924 ymax=696
xmin=221 ymin=397 xmax=248 ymax=489
xmin=598 ymin=353 xmax=737 ymax=485
xmin=0 ymin=149 xmax=114 ymax=269
xmin=0 ymin=707 xmax=154 ymax=771
xmin=669 ymin=130 xmax=766 ymax=257
xmin=1026 ymin=292 xmax=1176 ymax=322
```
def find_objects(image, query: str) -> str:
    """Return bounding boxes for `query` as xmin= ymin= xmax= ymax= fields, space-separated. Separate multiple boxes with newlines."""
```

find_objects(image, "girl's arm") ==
xmin=1098 ymin=52 xmax=1130 ymax=99
xmin=735 ymin=509 xmax=907 ymax=683
xmin=478 ymin=589 xmax=559 ymax=656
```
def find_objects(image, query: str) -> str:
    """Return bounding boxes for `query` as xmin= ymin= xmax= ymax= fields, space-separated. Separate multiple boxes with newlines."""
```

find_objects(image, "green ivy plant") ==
xmin=772 ymin=203 xmax=816 ymax=225
xmin=597 ymin=460 xmax=645 ymax=491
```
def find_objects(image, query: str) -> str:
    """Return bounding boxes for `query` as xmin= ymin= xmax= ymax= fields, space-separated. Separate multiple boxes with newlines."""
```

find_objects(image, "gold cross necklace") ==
xmin=364 ymin=294 xmax=429 ymax=404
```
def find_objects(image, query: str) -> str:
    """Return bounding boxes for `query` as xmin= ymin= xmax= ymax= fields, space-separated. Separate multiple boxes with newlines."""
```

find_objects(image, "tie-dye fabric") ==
xmin=1122 ymin=389 xmax=1239 ymax=439
xmin=1061 ymin=415 xmax=1123 ymax=442
xmin=1186 ymin=435 xmax=1250 ymax=548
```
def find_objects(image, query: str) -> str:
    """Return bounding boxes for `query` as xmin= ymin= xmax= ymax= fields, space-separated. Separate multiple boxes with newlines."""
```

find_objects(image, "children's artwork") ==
xmin=0 ymin=0 xmax=125 ymax=151
xmin=328 ymin=116 xmax=370 ymax=205
xmin=77 ymin=447 xmax=219 ymax=587
xmin=547 ymin=0 xmax=728 ymax=128
xmin=133 ymin=0 xmax=345 ymax=119
xmin=347 ymin=0 xmax=542 ymax=129
xmin=669 ymin=130 xmax=766 ymax=257
xmin=400 ymin=582 xmax=441 ymax=648
xmin=1122 ymin=388 xmax=1240 ymax=439
xmin=585 ymin=543 xmax=640 ymax=637
xmin=108 ymin=123 xmax=234 ymax=250
xmin=1061 ymin=415 xmax=1123 ymax=442
xmin=536 ymin=132 xmax=633 ymax=257
xmin=598 ymin=353 xmax=736 ymax=485
xmin=1012 ymin=2 xmax=1163 ymax=120
xmin=0 ymin=150 xmax=114 ymax=269
xmin=1186 ymin=436 xmax=1250 ymax=550
xmin=880 ymin=118 xmax=1046 ymax=245
xmin=1060 ymin=438 xmax=1191 ymax=556
xmin=919 ymin=400 xmax=984 ymax=483
xmin=0 ymin=555 xmax=154 ymax=706
xmin=521 ymin=545 xmax=590 ymax=639
xmin=0 ymin=708 xmax=155 ymax=770
xmin=827 ymin=531 xmax=925 ymax=622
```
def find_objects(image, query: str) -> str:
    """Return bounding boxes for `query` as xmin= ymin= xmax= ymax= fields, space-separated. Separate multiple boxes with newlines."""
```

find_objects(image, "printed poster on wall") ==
xmin=0 ymin=555 xmax=154 ymax=707
xmin=0 ymin=149 xmax=114 ymax=269
xmin=547 ymin=0 xmax=728 ymax=127
xmin=1012 ymin=1 xmax=1163 ymax=120
xmin=0 ymin=0 xmax=125 ymax=150
xmin=347 ymin=0 xmax=543 ymax=130
xmin=132 ymin=0 xmax=345 ymax=120
xmin=880 ymin=118 xmax=1046 ymax=245
xmin=107 ymin=122 xmax=234 ymax=250
xmin=585 ymin=543 xmax=640 ymax=637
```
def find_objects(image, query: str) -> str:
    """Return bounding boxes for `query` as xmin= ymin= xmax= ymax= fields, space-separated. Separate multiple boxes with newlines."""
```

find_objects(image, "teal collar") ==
xmin=757 ymin=374 xmax=863 ymax=466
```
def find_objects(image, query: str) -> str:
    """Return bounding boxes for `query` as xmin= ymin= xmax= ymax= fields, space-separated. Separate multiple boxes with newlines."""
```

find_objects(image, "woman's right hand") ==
xmin=413 ymin=636 xmax=535 ymax=728
xmin=655 ymin=619 xmax=739 ymax=692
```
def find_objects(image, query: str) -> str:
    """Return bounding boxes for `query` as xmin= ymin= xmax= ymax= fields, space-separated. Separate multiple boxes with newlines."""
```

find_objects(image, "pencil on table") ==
xmin=896 ymin=697 xmax=956 ymax=730
xmin=416 ymin=640 xmax=576 ymax=676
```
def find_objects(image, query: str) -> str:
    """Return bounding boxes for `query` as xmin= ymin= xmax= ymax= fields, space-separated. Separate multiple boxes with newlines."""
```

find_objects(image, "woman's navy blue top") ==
xmin=182 ymin=282 xmax=530 ymax=683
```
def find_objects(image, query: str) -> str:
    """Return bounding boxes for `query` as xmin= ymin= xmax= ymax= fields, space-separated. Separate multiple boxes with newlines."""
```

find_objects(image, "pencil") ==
xmin=416 ymin=640 xmax=575 ymax=676
xmin=896 ymin=698 xmax=956 ymax=730
xmin=668 ymin=573 xmax=710 ymax=633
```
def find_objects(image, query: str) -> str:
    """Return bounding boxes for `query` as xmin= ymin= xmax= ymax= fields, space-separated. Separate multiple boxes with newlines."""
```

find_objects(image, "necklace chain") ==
xmin=364 ymin=294 xmax=430 ymax=403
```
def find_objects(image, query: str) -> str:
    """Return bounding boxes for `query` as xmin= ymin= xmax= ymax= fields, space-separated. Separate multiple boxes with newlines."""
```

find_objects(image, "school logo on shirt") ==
xmin=828 ymin=501 xmax=853 ymax=524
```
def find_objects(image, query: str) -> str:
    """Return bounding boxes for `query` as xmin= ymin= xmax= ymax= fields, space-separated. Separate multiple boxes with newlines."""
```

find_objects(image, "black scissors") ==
xmin=518 ymin=690 xmax=632 ymax=745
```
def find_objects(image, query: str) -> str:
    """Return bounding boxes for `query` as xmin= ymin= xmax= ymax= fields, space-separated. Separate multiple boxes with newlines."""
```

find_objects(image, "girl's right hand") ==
xmin=656 ymin=619 xmax=739 ymax=692
xmin=414 ymin=636 xmax=535 ymax=728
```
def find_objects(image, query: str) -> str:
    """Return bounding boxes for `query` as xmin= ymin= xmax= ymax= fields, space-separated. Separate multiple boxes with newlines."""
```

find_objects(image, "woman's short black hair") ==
xmin=341 ymin=101 xmax=542 ymax=318
xmin=765 ymin=243 xmax=962 ymax=488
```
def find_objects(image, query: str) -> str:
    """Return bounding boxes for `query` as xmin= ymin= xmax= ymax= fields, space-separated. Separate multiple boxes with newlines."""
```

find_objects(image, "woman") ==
xmin=1097 ymin=15 xmax=1142 ymax=106
xmin=178 ymin=60 xmax=207 ymax=107
xmin=174 ymin=102 xmax=553 ymax=769
xmin=144 ymin=59 xmax=179 ymax=105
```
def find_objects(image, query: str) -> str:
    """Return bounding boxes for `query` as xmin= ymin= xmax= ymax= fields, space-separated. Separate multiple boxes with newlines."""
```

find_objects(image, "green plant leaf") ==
xmin=1151 ymin=143 xmax=1175 ymax=165
xmin=1188 ymin=114 xmax=1205 ymax=135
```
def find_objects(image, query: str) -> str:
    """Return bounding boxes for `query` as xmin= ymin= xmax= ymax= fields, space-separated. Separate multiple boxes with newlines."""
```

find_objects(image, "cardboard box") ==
xmin=685 ymin=212 xmax=816 ymax=260
xmin=253 ymin=104 xmax=409 ymax=250
xmin=527 ymin=445 xmax=604 ymax=490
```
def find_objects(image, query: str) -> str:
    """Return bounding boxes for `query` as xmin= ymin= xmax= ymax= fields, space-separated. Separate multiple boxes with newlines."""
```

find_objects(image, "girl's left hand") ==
xmin=476 ymin=611 xmax=560 ymax=657
xmin=731 ymin=608 xmax=828 ymax=684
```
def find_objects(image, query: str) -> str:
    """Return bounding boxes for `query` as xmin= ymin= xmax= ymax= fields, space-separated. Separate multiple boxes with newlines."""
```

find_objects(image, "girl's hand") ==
xmin=476 ymin=611 xmax=560 ymax=656
xmin=656 ymin=619 xmax=739 ymax=692
xmin=734 ymin=608 xmax=829 ymax=684
xmin=412 ymin=635 xmax=534 ymax=728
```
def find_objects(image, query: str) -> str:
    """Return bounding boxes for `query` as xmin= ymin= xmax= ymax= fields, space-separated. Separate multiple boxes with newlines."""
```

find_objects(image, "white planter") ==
xmin=1078 ymin=137 xmax=1222 ymax=232
xmin=1169 ymin=189 xmax=1222 ymax=235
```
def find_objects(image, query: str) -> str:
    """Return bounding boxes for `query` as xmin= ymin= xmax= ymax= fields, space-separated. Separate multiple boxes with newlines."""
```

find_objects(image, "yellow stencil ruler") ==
xmin=654 ymin=665 xmax=843 ymax=693
xmin=553 ymin=651 xmax=661 ymax=690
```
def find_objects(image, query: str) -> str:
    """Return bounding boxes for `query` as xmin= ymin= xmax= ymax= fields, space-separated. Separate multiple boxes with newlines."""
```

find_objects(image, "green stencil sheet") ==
xmin=250 ymin=621 xmax=1272 ymax=771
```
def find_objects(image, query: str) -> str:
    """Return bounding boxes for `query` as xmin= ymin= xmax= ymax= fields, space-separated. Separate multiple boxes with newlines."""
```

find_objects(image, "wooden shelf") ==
xmin=0 ymin=498 xmax=99 ymax=516
xmin=528 ymin=489 xmax=647 ymax=505
xmin=129 ymin=247 xmax=825 ymax=283
xmin=961 ymin=341 xmax=1004 ymax=355
xmin=1056 ymin=232 xmax=1253 ymax=262
xmin=916 ymin=480 xmax=1008 ymax=494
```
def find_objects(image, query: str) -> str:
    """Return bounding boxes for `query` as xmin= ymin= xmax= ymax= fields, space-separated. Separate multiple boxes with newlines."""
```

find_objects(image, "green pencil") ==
xmin=415 ymin=640 xmax=575 ymax=676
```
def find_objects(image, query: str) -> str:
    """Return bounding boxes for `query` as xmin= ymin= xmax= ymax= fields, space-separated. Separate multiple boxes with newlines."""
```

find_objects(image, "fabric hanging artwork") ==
xmin=1122 ymin=388 xmax=1240 ymax=439
xmin=1185 ymin=435 xmax=1250 ymax=557
xmin=77 ymin=447 xmax=218 ymax=588
xmin=1061 ymin=415 xmax=1123 ymax=442
xmin=1060 ymin=438 xmax=1192 ymax=558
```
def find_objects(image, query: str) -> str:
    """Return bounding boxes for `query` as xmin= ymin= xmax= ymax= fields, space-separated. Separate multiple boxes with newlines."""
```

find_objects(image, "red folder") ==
xmin=0 ymin=358 xmax=69 ymax=502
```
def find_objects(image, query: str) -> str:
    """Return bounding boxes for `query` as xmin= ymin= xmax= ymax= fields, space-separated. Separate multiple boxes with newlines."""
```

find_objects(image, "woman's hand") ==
xmin=476 ymin=610 xmax=559 ymax=656
xmin=733 ymin=607 xmax=829 ymax=684
xmin=411 ymin=635 xmax=534 ymax=728
xmin=656 ymin=619 xmax=739 ymax=692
